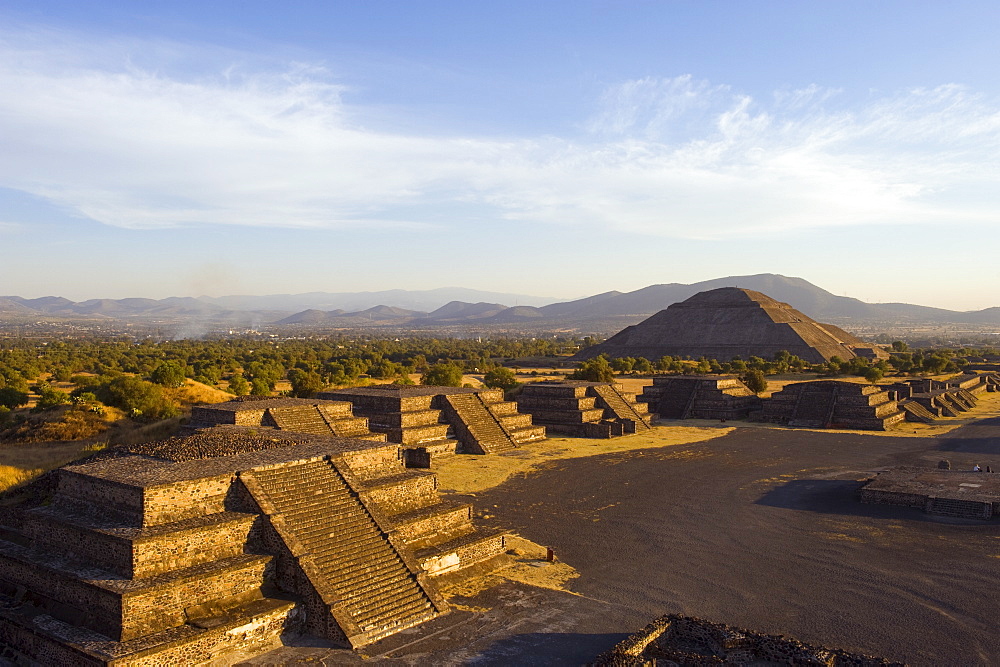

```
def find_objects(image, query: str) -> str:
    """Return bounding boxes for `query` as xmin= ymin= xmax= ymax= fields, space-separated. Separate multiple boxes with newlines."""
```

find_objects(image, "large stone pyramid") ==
xmin=574 ymin=287 xmax=883 ymax=364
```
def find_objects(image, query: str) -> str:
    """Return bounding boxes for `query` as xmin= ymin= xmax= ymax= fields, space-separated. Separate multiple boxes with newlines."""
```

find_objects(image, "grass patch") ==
xmin=0 ymin=465 xmax=43 ymax=493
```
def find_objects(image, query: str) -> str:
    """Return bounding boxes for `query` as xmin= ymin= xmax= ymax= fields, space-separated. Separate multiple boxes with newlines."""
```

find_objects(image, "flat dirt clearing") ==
xmin=462 ymin=419 xmax=1000 ymax=665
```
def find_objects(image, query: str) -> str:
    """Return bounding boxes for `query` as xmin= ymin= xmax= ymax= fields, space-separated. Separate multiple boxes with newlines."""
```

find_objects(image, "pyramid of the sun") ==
xmin=574 ymin=287 xmax=884 ymax=364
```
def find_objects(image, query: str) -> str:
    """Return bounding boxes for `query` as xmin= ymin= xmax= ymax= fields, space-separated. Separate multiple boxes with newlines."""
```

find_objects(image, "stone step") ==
xmin=245 ymin=458 xmax=438 ymax=645
xmin=352 ymin=587 xmax=429 ymax=623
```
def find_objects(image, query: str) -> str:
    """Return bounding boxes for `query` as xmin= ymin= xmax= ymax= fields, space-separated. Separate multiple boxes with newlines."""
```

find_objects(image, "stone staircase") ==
xmin=592 ymin=384 xmax=651 ymax=430
xmin=442 ymin=393 xmax=517 ymax=454
xmin=186 ymin=398 xmax=386 ymax=442
xmin=268 ymin=406 xmax=336 ymax=435
xmin=638 ymin=376 xmax=760 ymax=421
xmin=900 ymin=400 xmax=937 ymax=424
xmin=791 ymin=385 xmax=839 ymax=427
xmin=243 ymin=459 xmax=441 ymax=647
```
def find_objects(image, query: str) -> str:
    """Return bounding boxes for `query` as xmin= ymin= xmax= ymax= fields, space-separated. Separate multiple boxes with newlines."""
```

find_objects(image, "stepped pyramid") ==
xmin=574 ymin=287 xmax=886 ymax=364
xmin=321 ymin=386 xmax=545 ymax=465
xmin=187 ymin=396 xmax=387 ymax=440
xmin=0 ymin=429 xmax=509 ymax=663
xmin=759 ymin=380 xmax=905 ymax=430
xmin=638 ymin=375 xmax=761 ymax=420
xmin=516 ymin=381 xmax=652 ymax=437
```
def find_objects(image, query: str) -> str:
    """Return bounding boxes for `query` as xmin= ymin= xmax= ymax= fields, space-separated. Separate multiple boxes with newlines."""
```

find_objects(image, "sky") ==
xmin=2 ymin=1 xmax=1000 ymax=309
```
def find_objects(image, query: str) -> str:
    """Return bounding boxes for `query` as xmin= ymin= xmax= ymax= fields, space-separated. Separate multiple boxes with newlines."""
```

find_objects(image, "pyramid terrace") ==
xmin=515 ymin=381 xmax=651 ymax=437
xmin=0 ymin=428 xmax=508 ymax=663
xmin=319 ymin=386 xmax=545 ymax=466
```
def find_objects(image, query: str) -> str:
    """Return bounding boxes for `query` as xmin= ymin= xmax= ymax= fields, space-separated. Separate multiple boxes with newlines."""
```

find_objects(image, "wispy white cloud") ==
xmin=1 ymin=28 xmax=999 ymax=240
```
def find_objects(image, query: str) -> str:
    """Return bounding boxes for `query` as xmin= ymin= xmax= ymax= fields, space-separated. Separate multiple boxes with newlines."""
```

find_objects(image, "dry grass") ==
xmin=163 ymin=379 xmax=235 ymax=407
xmin=0 ymin=440 xmax=107 ymax=492
xmin=434 ymin=425 xmax=733 ymax=494
xmin=110 ymin=417 xmax=184 ymax=446
xmin=0 ymin=465 xmax=42 ymax=493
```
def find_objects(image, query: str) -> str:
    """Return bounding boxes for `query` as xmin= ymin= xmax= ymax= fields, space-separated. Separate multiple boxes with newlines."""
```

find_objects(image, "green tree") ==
xmin=96 ymin=376 xmax=179 ymax=421
xmin=891 ymin=340 xmax=908 ymax=352
xmin=288 ymin=369 xmax=324 ymax=398
xmin=862 ymin=367 xmax=884 ymax=384
xmin=34 ymin=382 xmax=70 ymax=411
xmin=633 ymin=357 xmax=653 ymax=373
xmin=421 ymin=363 xmax=465 ymax=387
xmin=250 ymin=377 xmax=272 ymax=396
xmin=610 ymin=357 xmax=635 ymax=373
xmin=741 ymin=369 xmax=768 ymax=394
xmin=483 ymin=367 xmax=520 ymax=391
xmin=150 ymin=362 xmax=186 ymax=388
xmin=0 ymin=387 xmax=29 ymax=410
xmin=228 ymin=374 xmax=250 ymax=396
xmin=568 ymin=356 xmax=616 ymax=383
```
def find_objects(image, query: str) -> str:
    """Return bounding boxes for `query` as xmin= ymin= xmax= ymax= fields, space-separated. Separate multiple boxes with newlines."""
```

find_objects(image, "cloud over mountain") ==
xmin=2 ymin=29 xmax=999 ymax=242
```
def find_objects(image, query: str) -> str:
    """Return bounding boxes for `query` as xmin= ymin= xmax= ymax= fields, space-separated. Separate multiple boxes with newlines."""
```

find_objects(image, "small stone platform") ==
xmin=860 ymin=467 xmax=1000 ymax=520
xmin=593 ymin=613 xmax=900 ymax=665
xmin=638 ymin=375 xmax=760 ymax=420
xmin=515 ymin=382 xmax=651 ymax=438
xmin=186 ymin=396 xmax=386 ymax=441
xmin=320 ymin=386 xmax=545 ymax=465
xmin=0 ymin=428 xmax=510 ymax=663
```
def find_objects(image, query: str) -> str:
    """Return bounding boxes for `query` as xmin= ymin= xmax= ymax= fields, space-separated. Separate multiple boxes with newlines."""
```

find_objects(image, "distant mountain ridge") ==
xmin=4 ymin=275 xmax=1000 ymax=329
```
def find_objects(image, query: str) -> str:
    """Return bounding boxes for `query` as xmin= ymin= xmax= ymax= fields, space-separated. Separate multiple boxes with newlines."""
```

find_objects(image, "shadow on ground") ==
xmin=755 ymin=479 xmax=918 ymax=519
xmin=469 ymin=632 xmax=627 ymax=666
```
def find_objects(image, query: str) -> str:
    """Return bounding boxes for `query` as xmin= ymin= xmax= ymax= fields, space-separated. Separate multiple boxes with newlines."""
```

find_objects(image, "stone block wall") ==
xmin=362 ymin=473 xmax=439 ymax=514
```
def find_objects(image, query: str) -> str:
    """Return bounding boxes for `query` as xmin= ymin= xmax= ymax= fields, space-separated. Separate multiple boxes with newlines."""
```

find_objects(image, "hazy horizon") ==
xmin=3 ymin=2 xmax=1000 ymax=309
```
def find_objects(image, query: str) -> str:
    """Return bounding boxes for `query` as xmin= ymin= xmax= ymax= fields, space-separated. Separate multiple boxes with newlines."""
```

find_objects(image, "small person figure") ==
xmin=987 ymin=466 xmax=993 ymax=473
xmin=973 ymin=464 xmax=982 ymax=472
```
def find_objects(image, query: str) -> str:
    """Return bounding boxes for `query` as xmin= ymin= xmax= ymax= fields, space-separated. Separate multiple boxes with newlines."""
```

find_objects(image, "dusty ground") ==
xmin=247 ymin=394 xmax=1000 ymax=665
xmin=435 ymin=426 xmax=732 ymax=494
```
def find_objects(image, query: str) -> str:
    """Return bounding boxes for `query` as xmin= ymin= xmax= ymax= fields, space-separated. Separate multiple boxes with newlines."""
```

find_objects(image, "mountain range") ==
xmin=4 ymin=275 xmax=1000 ymax=331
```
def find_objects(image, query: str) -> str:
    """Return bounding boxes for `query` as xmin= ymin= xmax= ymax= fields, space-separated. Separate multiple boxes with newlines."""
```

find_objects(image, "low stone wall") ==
xmin=859 ymin=488 xmax=927 ymax=508
xmin=142 ymin=475 xmax=233 ymax=526
xmin=362 ymin=473 xmax=438 ymax=515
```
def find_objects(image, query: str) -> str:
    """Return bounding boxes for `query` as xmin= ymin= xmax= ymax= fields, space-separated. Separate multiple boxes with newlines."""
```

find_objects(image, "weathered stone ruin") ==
xmin=574 ymin=287 xmax=886 ymax=364
xmin=759 ymin=380 xmax=905 ymax=430
xmin=886 ymin=374 xmax=998 ymax=423
xmin=186 ymin=396 xmax=386 ymax=440
xmin=515 ymin=381 xmax=651 ymax=437
xmin=593 ymin=613 xmax=900 ymax=666
xmin=0 ymin=429 xmax=508 ymax=663
xmin=638 ymin=375 xmax=761 ymax=420
xmin=861 ymin=467 xmax=1000 ymax=520
xmin=319 ymin=386 xmax=545 ymax=466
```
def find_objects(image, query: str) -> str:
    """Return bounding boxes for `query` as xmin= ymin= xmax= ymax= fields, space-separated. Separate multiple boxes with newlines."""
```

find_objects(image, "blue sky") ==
xmin=2 ymin=1 xmax=1000 ymax=309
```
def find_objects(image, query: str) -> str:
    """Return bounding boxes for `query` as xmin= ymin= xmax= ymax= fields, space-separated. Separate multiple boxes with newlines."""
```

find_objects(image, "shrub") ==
xmin=741 ymin=369 xmax=768 ymax=394
xmin=0 ymin=387 xmax=29 ymax=410
xmin=96 ymin=376 xmax=179 ymax=422
xmin=483 ymin=367 xmax=520 ymax=391
xmin=421 ymin=363 xmax=465 ymax=387
xmin=568 ymin=356 xmax=616 ymax=383
xmin=150 ymin=362 xmax=187 ymax=388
